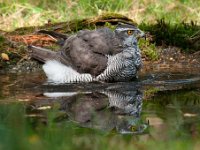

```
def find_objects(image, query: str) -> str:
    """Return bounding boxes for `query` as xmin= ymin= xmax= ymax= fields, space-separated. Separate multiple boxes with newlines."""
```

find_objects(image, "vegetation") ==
xmin=0 ymin=0 xmax=199 ymax=31
xmin=0 ymin=1 xmax=200 ymax=149
xmin=140 ymin=20 xmax=200 ymax=52
xmin=0 ymin=0 xmax=199 ymax=65
xmin=0 ymin=0 xmax=133 ymax=31
xmin=139 ymin=38 xmax=159 ymax=60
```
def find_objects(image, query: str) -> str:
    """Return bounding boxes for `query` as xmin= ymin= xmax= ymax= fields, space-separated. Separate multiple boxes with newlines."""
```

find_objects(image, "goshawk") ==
xmin=28 ymin=23 xmax=145 ymax=83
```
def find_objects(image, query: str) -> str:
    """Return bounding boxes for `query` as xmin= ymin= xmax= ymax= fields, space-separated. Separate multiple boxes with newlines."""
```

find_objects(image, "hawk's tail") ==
xmin=28 ymin=45 xmax=58 ymax=63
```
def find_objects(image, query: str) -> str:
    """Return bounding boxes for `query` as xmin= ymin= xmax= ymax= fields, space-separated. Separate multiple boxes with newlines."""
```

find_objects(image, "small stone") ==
xmin=180 ymin=56 xmax=185 ymax=59
xmin=1 ymin=53 xmax=9 ymax=61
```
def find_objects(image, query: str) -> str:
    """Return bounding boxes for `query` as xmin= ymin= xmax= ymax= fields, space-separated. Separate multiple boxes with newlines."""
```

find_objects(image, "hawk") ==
xmin=28 ymin=23 xmax=145 ymax=83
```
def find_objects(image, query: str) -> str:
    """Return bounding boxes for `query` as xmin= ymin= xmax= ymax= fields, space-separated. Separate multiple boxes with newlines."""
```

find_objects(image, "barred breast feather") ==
xmin=96 ymin=47 xmax=141 ymax=82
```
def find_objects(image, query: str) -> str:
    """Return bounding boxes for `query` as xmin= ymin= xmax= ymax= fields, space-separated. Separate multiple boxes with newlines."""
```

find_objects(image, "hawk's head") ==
xmin=114 ymin=23 xmax=145 ymax=47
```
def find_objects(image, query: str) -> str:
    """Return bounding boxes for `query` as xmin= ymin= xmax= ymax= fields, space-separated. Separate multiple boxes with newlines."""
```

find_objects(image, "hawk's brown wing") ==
xmin=60 ymin=28 xmax=123 ymax=76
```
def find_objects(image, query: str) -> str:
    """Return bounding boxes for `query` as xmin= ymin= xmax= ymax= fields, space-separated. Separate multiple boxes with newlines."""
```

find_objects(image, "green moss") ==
xmin=0 ymin=35 xmax=6 ymax=43
xmin=148 ymin=89 xmax=200 ymax=106
xmin=139 ymin=38 xmax=159 ymax=61
xmin=104 ymin=22 xmax=115 ymax=30
xmin=143 ymin=87 xmax=159 ymax=100
xmin=8 ymin=26 xmax=38 ymax=35
xmin=7 ymin=13 xmax=134 ymax=36
xmin=139 ymin=19 xmax=200 ymax=52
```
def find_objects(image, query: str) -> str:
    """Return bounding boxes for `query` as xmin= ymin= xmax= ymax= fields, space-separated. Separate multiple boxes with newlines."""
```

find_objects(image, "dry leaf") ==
xmin=1 ymin=53 xmax=9 ymax=61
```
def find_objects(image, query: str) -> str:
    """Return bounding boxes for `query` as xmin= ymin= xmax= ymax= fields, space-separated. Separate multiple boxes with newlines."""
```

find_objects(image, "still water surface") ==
xmin=0 ymin=71 xmax=200 ymax=149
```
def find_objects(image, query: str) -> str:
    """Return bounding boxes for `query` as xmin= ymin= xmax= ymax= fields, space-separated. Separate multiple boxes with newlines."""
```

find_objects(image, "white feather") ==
xmin=43 ymin=60 xmax=93 ymax=83
xmin=44 ymin=92 xmax=92 ymax=97
xmin=44 ymin=92 xmax=78 ymax=97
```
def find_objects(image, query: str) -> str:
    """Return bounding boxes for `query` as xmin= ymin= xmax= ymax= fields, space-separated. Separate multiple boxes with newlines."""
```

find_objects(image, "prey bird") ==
xmin=28 ymin=23 xmax=145 ymax=83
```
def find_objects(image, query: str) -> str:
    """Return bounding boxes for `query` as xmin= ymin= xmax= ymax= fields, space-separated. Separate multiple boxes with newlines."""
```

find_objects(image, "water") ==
xmin=0 ymin=72 xmax=200 ymax=150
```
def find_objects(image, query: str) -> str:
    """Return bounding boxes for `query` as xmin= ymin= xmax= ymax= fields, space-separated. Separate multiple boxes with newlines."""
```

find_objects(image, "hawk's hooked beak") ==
xmin=136 ymin=29 xmax=146 ymax=40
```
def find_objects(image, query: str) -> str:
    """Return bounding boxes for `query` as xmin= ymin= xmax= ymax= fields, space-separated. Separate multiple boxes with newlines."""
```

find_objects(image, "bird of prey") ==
xmin=28 ymin=23 xmax=145 ymax=83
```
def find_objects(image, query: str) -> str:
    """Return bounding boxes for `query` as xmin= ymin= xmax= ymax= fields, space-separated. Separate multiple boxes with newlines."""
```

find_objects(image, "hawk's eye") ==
xmin=127 ymin=30 xmax=133 ymax=35
xmin=131 ymin=126 xmax=137 ymax=131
